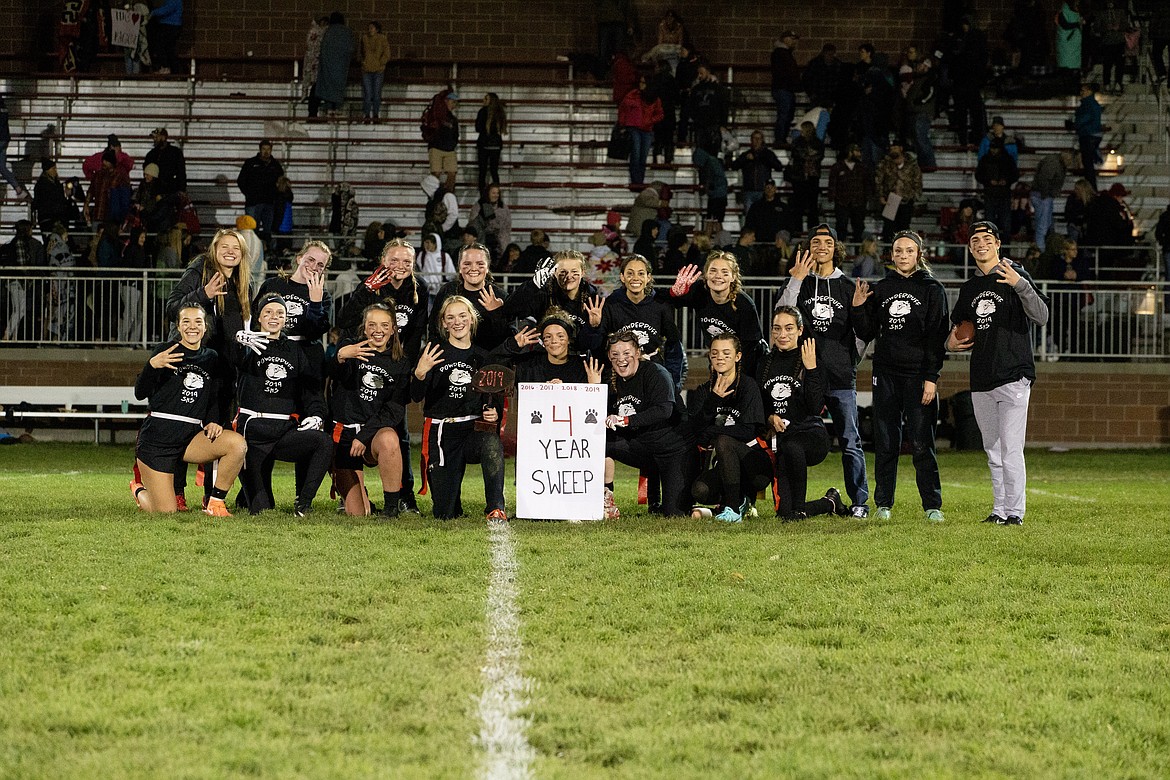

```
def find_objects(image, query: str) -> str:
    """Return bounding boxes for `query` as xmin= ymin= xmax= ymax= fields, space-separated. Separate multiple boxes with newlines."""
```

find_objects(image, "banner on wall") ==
xmin=515 ymin=382 xmax=608 ymax=522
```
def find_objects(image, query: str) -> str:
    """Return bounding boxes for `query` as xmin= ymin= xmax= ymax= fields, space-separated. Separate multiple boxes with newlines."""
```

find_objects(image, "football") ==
xmin=954 ymin=320 xmax=975 ymax=342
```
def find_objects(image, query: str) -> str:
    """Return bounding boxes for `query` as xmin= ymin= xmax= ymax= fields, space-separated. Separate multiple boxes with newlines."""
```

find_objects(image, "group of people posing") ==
xmin=131 ymin=217 xmax=1047 ymax=527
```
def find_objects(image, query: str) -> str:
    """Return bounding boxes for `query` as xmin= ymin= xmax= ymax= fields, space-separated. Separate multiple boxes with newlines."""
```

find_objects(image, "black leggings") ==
xmin=773 ymin=426 xmax=832 ymax=518
xmin=693 ymin=435 xmax=773 ymax=508
xmin=242 ymin=428 xmax=334 ymax=513
xmin=607 ymin=433 xmax=696 ymax=516
xmin=477 ymin=148 xmax=500 ymax=192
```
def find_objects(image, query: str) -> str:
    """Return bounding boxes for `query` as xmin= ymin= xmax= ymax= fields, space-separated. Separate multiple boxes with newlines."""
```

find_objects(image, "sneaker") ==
xmin=603 ymin=488 xmax=621 ymax=520
xmin=850 ymin=504 xmax=870 ymax=519
xmin=825 ymin=488 xmax=850 ymax=517
xmin=714 ymin=505 xmax=743 ymax=523
xmin=1000 ymin=515 xmax=1024 ymax=526
xmin=379 ymin=502 xmax=400 ymax=521
xmin=130 ymin=480 xmax=145 ymax=510
xmin=982 ymin=513 xmax=1005 ymax=524
xmin=874 ymin=506 xmax=892 ymax=521
xmin=925 ymin=509 xmax=945 ymax=523
xmin=486 ymin=508 xmax=509 ymax=524
xmin=293 ymin=497 xmax=312 ymax=518
xmin=780 ymin=511 xmax=808 ymax=522
xmin=398 ymin=498 xmax=421 ymax=516
xmin=175 ymin=494 xmax=189 ymax=512
xmin=203 ymin=498 xmax=232 ymax=518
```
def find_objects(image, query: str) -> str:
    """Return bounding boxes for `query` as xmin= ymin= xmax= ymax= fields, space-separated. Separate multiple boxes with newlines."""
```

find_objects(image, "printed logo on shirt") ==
xmin=616 ymin=396 xmax=642 ymax=418
xmin=358 ymin=361 xmax=394 ymax=402
xmin=972 ymin=292 xmax=1003 ymax=330
xmin=806 ymin=296 xmax=844 ymax=332
xmin=439 ymin=361 xmax=474 ymax=400
xmin=262 ymin=357 xmax=294 ymax=394
xmin=715 ymin=405 xmax=741 ymax=427
xmin=179 ymin=365 xmax=210 ymax=404
xmin=285 ymin=297 xmax=306 ymax=318
xmin=699 ymin=316 xmax=734 ymax=339
xmin=395 ymin=310 xmax=409 ymax=329
xmin=885 ymin=292 xmax=921 ymax=331
xmin=763 ymin=374 xmax=799 ymax=415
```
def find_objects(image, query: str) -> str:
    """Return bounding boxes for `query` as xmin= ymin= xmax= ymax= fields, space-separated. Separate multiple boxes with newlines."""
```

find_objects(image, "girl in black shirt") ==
xmin=428 ymin=243 xmax=511 ymax=349
xmin=497 ymin=250 xmax=604 ymax=353
xmin=327 ymin=303 xmax=412 ymax=518
xmin=254 ymin=239 xmax=333 ymax=378
xmin=131 ymin=303 xmax=247 ymax=516
xmin=490 ymin=309 xmax=604 ymax=384
xmin=669 ymin=250 xmax=763 ymax=374
xmin=597 ymin=254 xmax=685 ymax=386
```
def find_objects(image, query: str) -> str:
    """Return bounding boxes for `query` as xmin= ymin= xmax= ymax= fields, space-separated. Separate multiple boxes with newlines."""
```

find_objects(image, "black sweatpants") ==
xmin=607 ymin=431 xmax=696 ymax=516
xmin=692 ymin=435 xmax=773 ymax=508
xmin=872 ymin=373 xmax=941 ymax=511
xmin=243 ymin=427 xmax=334 ymax=514
xmin=424 ymin=421 xmax=505 ymax=519
xmin=773 ymin=426 xmax=832 ymax=518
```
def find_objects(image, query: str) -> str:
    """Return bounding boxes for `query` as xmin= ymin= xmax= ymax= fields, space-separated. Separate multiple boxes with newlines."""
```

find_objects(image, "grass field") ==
xmin=2 ymin=443 xmax=1169 ymax=778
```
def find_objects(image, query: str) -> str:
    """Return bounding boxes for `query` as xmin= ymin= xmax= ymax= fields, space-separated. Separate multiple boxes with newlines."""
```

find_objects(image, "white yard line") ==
xmin=0 ymin=470 xmax=82 ymax=480
xmin=476 ymin=521 xmax=535 ymax=780
xmin=1027 ymin=487 xmax=1097 ymax=503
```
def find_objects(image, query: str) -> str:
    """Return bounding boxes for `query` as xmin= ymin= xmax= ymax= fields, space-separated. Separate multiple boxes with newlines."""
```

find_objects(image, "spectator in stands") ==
xmin=425 ymin=88 xmax=460 ymax=189
xmin=236 ymin=140 xmax=284 ymax=242
xmin=144 ymin=127 xmax=186 ymax=195
xmin=1084 ymin=183 xmax=1136 ymax=281
xmin=786 ymin=121 xmax=824 ymax=235
xmin=647 ymin=60 xmax=679 ymax=165
xmin=303 ymin=16 xmax=329 ymax=103
xmin=770 ymin=31 xmax=801 ymax=146
xmin=89 ymin=220 xmax=123 ymax=341
xmin=774 ymin=229 xmax=796 ymax=274
xmin=135 ymin=162 xmax=174 ymax=233
xmin=1 ymin=220 xmax=43 ymax=342
xmin=119 ymin=228 xmax=148 ymax=343
xmin=1041 ymin=234 xmax=1093 ymax=354
xmin=514 ymin=229 xmax=552 ymax=274
xmin=619 ymin=76 xmax=664 ymax=186
xmin=361 ymin=221 xmax=388 ymax=269
xmin=147 ymin=0 xmax=183 ymax=75
xmin=475 ymin=93 xmax=507 ymax=192
xmin=856 ymin=43 xmax=895 ymax=169
xmin=802 ymin=44 xmax=842 ymax=111
xmin=416 ymin=233 xmax=455 ymax=296
xmin=950 ymin=16 xmax=989 ymax=150
xmin=82 ymin=134 xmax=134 ymax=182
xmin=686 ymin=61 xmax=729 ymax=155
xmin=273 ymin=175 xmax=294 ymax=248
xmin=745 ymin=179 xmax=786 ymax=244
xmin=1095 ymin=0 xmax=1129 ymax=94
xmin=315 ymin=12 xmax=356 ymax=118
xmin=674 ymin=45 xmax=700 ymax=144
xmin=905 ymin=58 xmax=939 ymax=171
xmin=468 ymin=183 xmax=512 ymax=267
xmin=610 ymin=46 xmax=638 ymax=104
xmin=1030 ymin=149 xmax=1076 ymax=250
xmin=977 ymin=116 xmax=1020 ymax=164
xmin=1055 ymin=1 xmax=1084 ymax=72
xmin=1072 ymin=82 xmax=1103 ymax=191
xmin=1064 ymin=178 xmax=1094 ymax=241
xmin=642 ymin=9 xmax=686 ymax=74
xmin=1005 ymin=0 xmax=1050 ymax=72
xmin=875 ymin=141 xmax=922 ymax=241
xmin=84 ymin=150 xmax=132 ymax=228
xmin=808 ymin=196 xmax=859 ymax=258
xmin=0 ymin=96 xmax=29 ymax=205
xmin=975 ymin=137 xmax=1019 ymax=237
xmin=596 ymin=0 xmax=637 ymax=77
xmin=945 ymin=198 xmax=980 ymax=256
xmin=1139 ymin=1 xmax=1170 ymax=87
xmin=851 ymin=234 xmax=881 ymax=279
xmin=729 ymin=130 xmax=784 ymax=218
xmin=728 ymin=227 xmax=756 ymax=276
xmin=421 ymin=174 xmax=461 ymax=248
xmin=692 ymin=146 xmax=728 ymax=224
xmin=235 ymin=215 xmax=264 ymax=282
xmin=359 ymin=21 xmax=391 ymax=122
xmin=625 ymin=183 xmax=664 ymax=239
xmin=34 ymin=159 xmax=69 ymax=233
xmin=45 ymin=221 xmax=77 ymax=342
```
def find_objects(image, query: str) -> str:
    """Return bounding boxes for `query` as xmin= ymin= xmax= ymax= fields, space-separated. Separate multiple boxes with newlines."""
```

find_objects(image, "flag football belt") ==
xmin=331 ymin=421 xmax=362 ymax=444
xmin=238 ymin=407 xmax=293 ymax=421
xmin=150 ymin=411 xmax=202 ymax=425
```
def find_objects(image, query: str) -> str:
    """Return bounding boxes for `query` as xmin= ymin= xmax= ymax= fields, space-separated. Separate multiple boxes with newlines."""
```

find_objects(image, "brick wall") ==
xmin=4 ymin=0 xmax=1025 ymax=80
xmin=5 ymin=351 xmax=1167 ymax=447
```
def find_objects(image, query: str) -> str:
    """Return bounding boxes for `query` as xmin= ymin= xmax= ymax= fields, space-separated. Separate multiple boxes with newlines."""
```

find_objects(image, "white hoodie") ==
xmin=417 ymin=232 xmax=455 ymax=295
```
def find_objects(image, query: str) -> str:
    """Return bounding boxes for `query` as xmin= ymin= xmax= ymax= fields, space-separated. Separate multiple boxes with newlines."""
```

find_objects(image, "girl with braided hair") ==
xmin=668 ymin=249 xmax=763 ymax=374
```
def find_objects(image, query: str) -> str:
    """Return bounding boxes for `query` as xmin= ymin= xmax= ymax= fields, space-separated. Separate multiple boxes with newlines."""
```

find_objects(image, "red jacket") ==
xmin=618 ymin=90 xmax=664 ymax=132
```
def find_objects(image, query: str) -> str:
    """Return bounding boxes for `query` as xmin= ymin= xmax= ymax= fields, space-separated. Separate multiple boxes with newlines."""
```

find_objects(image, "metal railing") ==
xmin=1 ymin=268 xmax=1166 ymax=360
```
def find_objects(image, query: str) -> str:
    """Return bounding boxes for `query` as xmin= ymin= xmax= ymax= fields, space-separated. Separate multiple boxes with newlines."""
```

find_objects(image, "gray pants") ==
xmin=971 ymin=377 xmax=1032 ymax=518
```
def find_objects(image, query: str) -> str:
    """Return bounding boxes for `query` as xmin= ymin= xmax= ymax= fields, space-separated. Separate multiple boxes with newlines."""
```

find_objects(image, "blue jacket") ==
xmin=1074 ymin=95 xmax=1102 ymax=137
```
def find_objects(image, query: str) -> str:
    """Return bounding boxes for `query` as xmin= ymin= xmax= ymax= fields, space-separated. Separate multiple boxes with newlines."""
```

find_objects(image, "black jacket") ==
xmin=687 ymin=374 xmax=766 ymax=445
xmin=852 ymin=269 xmax=949 ymax=382
xmin=237 ymin=154 xmax=285 ymax=207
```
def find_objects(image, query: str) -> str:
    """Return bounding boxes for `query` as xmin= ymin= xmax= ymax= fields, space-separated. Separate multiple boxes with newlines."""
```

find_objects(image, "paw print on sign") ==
xmin=531 ymin=411 xmax=543 ymax=424
xmin=584 ymin=409 xmax=598 ymax=424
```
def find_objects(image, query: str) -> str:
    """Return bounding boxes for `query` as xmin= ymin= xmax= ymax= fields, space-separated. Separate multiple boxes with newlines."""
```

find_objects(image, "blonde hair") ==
xmin=703 ymin=250 xmax=743 ymax=311
xmin=204 ymin=229 xmax=253 ymax=320
xmin=361 ymin=303 xmax=405 ymax=361
xmin=437 ymin=295 xmax=480 ymax=340
xmin=381 ymin=238 xmax=420 ymax=305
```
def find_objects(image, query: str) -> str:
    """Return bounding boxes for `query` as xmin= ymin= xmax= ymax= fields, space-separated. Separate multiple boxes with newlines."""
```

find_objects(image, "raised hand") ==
xmin=338 ymin=339 xmax=376 ymax=363
xmin=478 ymin=286 xmax=504 ymax=311
xmin=584 ymin=356 xmax=603 ymax=384
xmin=306 ymin=272 xmax=326 ymax=303
xmin=670 ymin=264 xmax=703 ymax=297
xmin=533 ymin=256 xmax=557 ymax=288
xmin=789 ymin=250 xmax=814 ymax=281
xmin=203 ymin=272 xmax=227 ymax=300
xmin=512 ymin=326 xmax=540 ymax=349
xmin=149 ymin=344 xmax=184 ymax=370
xmin=712 ymin=371 xmax=735 ymax=398
xmin=414 ymin=342 xmax=445 ymax=379
xmin=584 ymin=295 xmax=604 ymax=328
xmin=235 ymin=329 xmax=269 ymax=356
xmin=852 ymin=279 xmax=872 ymax=307
xmin=363 ymin=265 xmax=394 ymax=292
xmin=993 ymin=259 xmax=1021 ymax=286
xmin=800 ymin=339 xmax=817 ymax=369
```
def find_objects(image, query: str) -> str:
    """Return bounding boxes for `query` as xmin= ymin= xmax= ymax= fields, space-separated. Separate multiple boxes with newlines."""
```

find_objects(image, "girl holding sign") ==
xmin=490 ymin=308 xmax=604 ymax=384
xmin=602 ymin=331 xmax=695 ymax=518
xmin=131 ymin=303 xmax=247 ymax=516
xmin=327 ymin=303 xmax=412 ymax=518
xmin=232 ymin=293 xmax=334 ymax=516
xmin=668 ymin=250 xmax=763 ymax=375
xmin=687 ymin=334 xmax=770 ymax=523
xmin=412 ymin=295 xmax=507 ymax=522
xmin=755 ymin=306 xmax=851 ymax=520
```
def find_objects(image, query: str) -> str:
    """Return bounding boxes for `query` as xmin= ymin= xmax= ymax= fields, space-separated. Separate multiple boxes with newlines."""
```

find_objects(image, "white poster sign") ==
xmin=515 ymin=382 xmax=609 ymax=521
xmin=110 ymin=9 xmax=142 ymax=49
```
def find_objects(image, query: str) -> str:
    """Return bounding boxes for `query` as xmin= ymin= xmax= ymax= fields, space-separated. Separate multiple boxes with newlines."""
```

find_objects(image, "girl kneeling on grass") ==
xmin=232 ymin=293 xmax=333 ymax=516
xmin=328 ymin=303 xmax=411 ymax=518
xmin=490 ymin=308 xmax=604 ymax=384
xmin=687 ymin=334 xmax=770 ymax=523
xmin=602 ymin=331 xmax=695 ymax=519
xmin=131 ymin=303 xmax=247 ymax=516
xmin=756 ymin=307 xmax=850 ymax=520
xmin=412 ymin=296 xmax=507 ymax=522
